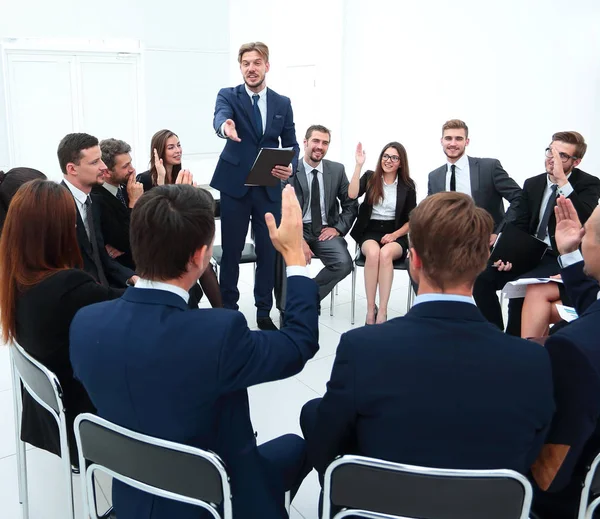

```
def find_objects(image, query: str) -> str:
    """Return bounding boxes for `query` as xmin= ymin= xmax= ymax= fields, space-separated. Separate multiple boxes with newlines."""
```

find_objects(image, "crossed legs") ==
xmin=521 ymin=282 xmax=562 ymax=338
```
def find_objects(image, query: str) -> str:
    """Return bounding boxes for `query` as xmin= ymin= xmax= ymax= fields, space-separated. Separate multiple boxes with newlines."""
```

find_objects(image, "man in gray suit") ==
xmin=284 ymin=125 xmax=357 ymax=302
xmin=428 ymin=119 xmax=522 ymax=244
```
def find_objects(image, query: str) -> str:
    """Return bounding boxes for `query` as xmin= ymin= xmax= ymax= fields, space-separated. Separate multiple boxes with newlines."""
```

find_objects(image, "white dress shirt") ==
xmin=102 ymin=182 xmax=119 ymax=197
xmin=413 ymin=293 xmax=476 ymax=306
xmin=219 ymin=84 xmax=267 ymax=137
xmin=371 ymin=176 xmax=397 ymax=220
xmin=446 ymin=153 xmax=471 ymax=197
xmin=302 ymin=159 xmax=327 ymax=226
xmin=63 ymin=178 xmax=91 ymax=239
xmin=537 ymin=172 xmax=573 ymax=246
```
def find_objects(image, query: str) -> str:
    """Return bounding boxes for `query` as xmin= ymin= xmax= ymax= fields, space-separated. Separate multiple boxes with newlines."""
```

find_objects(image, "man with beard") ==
xmin=473 ymin=131 xmax=600 ymax=335
xmin=428 ymin=119 xmax=522 ymax=245
xmin=281 ymin=125 xmax=357 ymax=305
xmin=92 ymin=138 xmax=144 ymax=270
xmin=211 ymin=41 xmax=300 ymax=330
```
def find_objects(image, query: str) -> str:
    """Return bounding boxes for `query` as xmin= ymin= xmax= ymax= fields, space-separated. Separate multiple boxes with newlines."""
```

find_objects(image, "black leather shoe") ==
xmin=257 ymin=317 xmax=278 ymax=331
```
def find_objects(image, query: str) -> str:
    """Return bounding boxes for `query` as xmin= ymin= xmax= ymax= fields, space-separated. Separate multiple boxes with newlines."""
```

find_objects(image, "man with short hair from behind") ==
xmin=301 ymin=192 xmax=554 ymax=506
xmin=70 ymin=184 xmax=319 ymax=519
xmin=92 ymin=138 xmax=144 ymax=270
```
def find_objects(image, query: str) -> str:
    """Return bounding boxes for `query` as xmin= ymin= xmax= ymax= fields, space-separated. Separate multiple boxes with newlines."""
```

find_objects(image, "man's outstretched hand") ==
xmin=265 ymin=185 xmax=305 ymax=267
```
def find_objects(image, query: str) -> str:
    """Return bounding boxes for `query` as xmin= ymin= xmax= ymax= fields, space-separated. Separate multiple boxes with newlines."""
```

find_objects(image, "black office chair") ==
xmin=323 ymin=455 xmax=533 ymax=519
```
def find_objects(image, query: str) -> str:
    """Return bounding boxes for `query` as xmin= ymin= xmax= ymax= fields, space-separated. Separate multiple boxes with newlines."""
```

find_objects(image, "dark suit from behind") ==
xmin=473 ymin=168 xmax=600 ymax=334
xmin=61 ymin=181 xmax=134 ymax=288
xmin=428 ymin=156 xmax=522 ymax=232
xmin=301 ymin=300 xmax=554 ymax=479
xmin=70 ymin=275 xmax=319 ymax=519
xmin=15 ymin=269 xmax=122 ymax=459
xmin=91 ymin=184 xmax=134 ymax=270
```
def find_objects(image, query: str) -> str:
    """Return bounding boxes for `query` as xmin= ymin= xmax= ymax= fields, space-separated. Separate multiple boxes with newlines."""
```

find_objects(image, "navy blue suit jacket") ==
xmin=70 ymin=276 xmax=319 ymax=519
xmin=561 ymin=260 xmax=599 ymax=316
xmin=211 ymin=84 xmax=299 ymax=201
xmin=307 ymin=301 xmax=554 ymax=476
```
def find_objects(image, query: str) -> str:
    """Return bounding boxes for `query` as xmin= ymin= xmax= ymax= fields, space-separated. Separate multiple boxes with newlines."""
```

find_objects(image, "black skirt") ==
xmin=359 ymin=220 xmax=409 ymax=259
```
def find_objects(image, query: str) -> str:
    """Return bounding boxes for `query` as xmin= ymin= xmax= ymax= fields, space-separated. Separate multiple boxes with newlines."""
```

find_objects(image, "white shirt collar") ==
xmin=447 ymin=153 xmax=469 ymax=171
xmin=102 ymin=182 xmax=119 ymax=197
xmin=134 ymin=279 xmax=190 ymax=304
xmin=547 ymin=171 xmax=572 ymax=188
xmin=383 ymin=175 xmax=398 ymax=186
xmin=245 ymin=84 xmax=267 ymax=100
xmin=303 ymin=159 xmax=323 ymax=174
xmin=413 ymin=293 xmax=476 ymax=306
xmin=63 ymin=177 xmax=89 ymax=205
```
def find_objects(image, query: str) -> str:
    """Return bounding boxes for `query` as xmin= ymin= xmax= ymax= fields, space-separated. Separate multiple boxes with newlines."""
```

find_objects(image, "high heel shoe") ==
xmin=365 ymin=304 xmax=378 ymax=325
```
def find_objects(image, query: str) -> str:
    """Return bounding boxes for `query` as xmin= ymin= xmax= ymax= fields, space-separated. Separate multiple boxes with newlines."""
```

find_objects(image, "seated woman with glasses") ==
xmin=137 ymin=129 xmax=222 ymax=308
xmin=348 ymin=142 xmax=417 ymax=324
xmin=0 ymin=179 xmax=122 ymax=462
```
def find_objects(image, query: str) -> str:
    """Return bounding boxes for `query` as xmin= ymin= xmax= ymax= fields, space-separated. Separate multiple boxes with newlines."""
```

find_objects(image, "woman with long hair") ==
xmin=0 ymin=167 xmax=47 ymax=230
xmin=136 ymin=129 xmax=222 ymax=308
xmin=349 ymin=142 xmax=417 ymax=324
xmin=0 ymin=179 xmax=122 ymax=459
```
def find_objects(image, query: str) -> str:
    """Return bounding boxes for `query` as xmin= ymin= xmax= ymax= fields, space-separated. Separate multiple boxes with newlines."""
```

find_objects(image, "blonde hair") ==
xmin=442 ymin=119 xmax=469 ymax=138
xmin=238 ymin=42 xmax=269 ymax=63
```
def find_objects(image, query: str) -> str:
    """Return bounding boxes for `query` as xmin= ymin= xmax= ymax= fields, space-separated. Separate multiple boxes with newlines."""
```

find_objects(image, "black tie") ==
xmin=450 ymin=164 xmax=456 ymax=192
xmin=252 ymin=94 xmax=263 ymax=137
xmin=311 ymin=170 xmax=322 ymax=235
xmin=116 ymin=186 xmax=127 ymax=207
xmin=85 ymin=196 xmax=109 ymax=287
xmin=536 ymin=184 xmax=558 ymax=241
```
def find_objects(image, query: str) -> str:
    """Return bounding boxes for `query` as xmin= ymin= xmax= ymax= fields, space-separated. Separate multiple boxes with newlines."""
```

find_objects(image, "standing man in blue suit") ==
xmin=70 ymin=184 xmax=319 ymax=519
xmin=301 ymin=193 xmax=554 ymax=506
xmin=211 ymin=41 xmax=300 ymax=330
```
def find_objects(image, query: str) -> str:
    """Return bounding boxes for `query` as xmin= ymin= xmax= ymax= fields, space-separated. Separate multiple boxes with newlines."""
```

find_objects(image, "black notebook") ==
xmin=489 ymin=223 xmax=549 ymax=277
xmin=245 ymin=147 xmax=296 ymax=187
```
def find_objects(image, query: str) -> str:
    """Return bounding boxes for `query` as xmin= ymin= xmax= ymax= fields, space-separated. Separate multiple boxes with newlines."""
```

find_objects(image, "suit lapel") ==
xmin=237 ymin=85 xmax=260 ymax=141
xmin=264 ymin=88 xmax=275 ymax=140
xmin=323 ymin=160 xmax=333 ymax=215
xmin=394 ymin=182 xmax=408 ymax=228
xmin=433 ymin=165 xmax=446 ymax=193
xmin=529 ymin=175 xmax=548 ymax=228
xmin=296 ymin=161 xmax=309 ymax=214
xmin=468 ymin=157 xmax=481 ymax=204
xmin=62 ymin=180 xmax=92 ymax=254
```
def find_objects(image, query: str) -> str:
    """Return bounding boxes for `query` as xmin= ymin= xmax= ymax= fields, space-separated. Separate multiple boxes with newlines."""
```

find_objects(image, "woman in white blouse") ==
xmin=349 ymin=142 xmax=417 ymax=324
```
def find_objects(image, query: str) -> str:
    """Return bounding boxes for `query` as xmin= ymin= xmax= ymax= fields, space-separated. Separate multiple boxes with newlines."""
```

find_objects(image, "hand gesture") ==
xmin=550 ymin=147 xmax=568 ymax=187
xmin=175 ymin=169 xmax=195 ymax=186
xmin=493 ymin=260 xmax=513 ymax=272
xmin=355 ymin=142 xmax=366 ymax=167
xmin=272 ymin=165 xmax=292 ymax=181
xmin=126 ymin=172 xmax=144 ymax=207
xmin=106 ymin=244 xmax=124 ymax=259
xmin=153 ymin=148 xmax=166 ymax=185
xmin=319 ymin=227 xmax=340 ymax=241
xmin=554 ymin=195 xmax=584 ymax=254
xmin=302 ymin=240 xmax=315 ymax=264
xmin=265 ymin=185 xmax=305 ymax=266
xmin=223 ymin=119 xmax=241 ymax=142
xmin=380 ymin=233 xmax=396 ymax=245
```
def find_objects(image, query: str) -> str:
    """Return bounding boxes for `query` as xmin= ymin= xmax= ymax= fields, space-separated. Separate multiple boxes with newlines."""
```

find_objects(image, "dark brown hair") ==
xmin=238 ymin=42 xmax=269 ymax=63
xmin=305 ymin=125 xmax=331 ymax=141
xmin=57 ymin=133 xmax=99 ymax=174
xmin=0 ymin=167 xmax=47 ymax=231
xmin=552 ymin=131 xmax=587 ymax=159
xmin=367 ymin=142 xmax=415 ymax=206
xmin=442 ymin=119 xmax=469 ymax=138
xmin=130 ymin=185 xmax=215 ymax=280
xmin=409 ymin=192 xmax=493 ymax=291
xmin=149 ymin=129 xmax=182 ymax=186
xmin=0 ymin=180 xmax=82 ymax=342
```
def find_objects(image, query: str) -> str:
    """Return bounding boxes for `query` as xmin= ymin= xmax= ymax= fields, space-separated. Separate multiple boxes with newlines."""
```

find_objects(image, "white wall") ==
xmin=0 ymin=0 xmax=230 ymax=183
xmin=341 ymin=0 xmax=600 ymax=199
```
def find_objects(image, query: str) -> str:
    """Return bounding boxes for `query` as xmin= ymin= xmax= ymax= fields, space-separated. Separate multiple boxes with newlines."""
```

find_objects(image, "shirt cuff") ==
xmin=558 ymin=181 xmax=574 ymax=197
xmin=217 ymin=122 xmax=227 ymax=138
xmin=559 ymin=250 xmax=583 ymax=268
xmin=286 ymin=266 xmax=310 ymax=278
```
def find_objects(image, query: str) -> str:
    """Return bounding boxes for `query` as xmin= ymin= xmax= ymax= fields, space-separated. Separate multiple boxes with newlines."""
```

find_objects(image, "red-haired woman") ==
xmin=349 ymin=142 xmax=417 ymax=324
xmin=0 ymin=179 xmax=122 ymax=459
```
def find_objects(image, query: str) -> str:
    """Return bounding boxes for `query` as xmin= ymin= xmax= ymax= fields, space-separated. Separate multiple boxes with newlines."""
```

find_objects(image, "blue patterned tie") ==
xmin=116 ymin=186 xmax=127 ymax=207
xmin=252 ymin=94 xmax=263 ymax=137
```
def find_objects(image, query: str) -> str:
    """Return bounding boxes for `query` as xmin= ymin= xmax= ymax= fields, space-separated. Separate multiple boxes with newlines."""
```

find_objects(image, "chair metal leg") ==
xmin=285 ymin=490 xmax=291 ymax=515
xmin=58 ymin=418 xmax=75 ymax=519
xmin=335 ymin=285 xmax=339 ymax=296
xmin=11 ymin=356 xmax=29 ymax=519
xmin=330 ymin=285 xmax=335 ymax=317
xmin=351 ymin=265 xmax=357 ymax=325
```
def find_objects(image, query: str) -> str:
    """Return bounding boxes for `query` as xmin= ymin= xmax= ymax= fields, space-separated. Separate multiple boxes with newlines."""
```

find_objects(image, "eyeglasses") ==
xmin=545 ymin=147 xmax=577 ymax=163
xmin=382 ymin=154 xmax=400 ymax=163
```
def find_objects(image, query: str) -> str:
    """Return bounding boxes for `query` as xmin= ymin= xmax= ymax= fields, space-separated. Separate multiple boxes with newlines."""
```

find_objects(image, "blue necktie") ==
xmin=116 ymin=186 xmax=127 ymax=207
xmin=252 ymin=94 xmax=263 ymax=137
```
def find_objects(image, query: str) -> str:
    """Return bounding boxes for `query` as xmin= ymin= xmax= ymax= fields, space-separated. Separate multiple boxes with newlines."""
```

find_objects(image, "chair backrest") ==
xmin=577 ymin=451 xmax=600 ymax=518
xmin=10 ymin=341 xmax=63 ymax=416
xmin=323 ymin=455 xmax=532 ymax=519
xmin=74 ymin=413 xmax=232 ymax=519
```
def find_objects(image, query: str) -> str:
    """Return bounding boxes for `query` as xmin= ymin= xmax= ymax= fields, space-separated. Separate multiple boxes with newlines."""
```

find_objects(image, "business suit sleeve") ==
xmin=333 ymin=166 xmax=358 ymax=236
xmin=543 ymin=335 xmax=600 ymax=491
xmin=491 ymin=160 xmax=522 ymax=226
xmin=280 ymin=99 xmax=300 ymax=173
xmin=217 ymin=276 xmax=319 ymax=392
xmin=358 ymin=171 xmax=371 ymax=198
xmin=213 ymin=88 xmax=234 ymax=137
xmin=94 ymin=213 xmax=135 ymax=286
xmin=567 ymin=174 xmax=600 ymax=224
xmin=94 ymin=195 xmax=131 ymax=253
xmin=511 ymin=178 xmax=532 ymax=232
xmin=305 ymin=333 xmax=357 ymax=474
xmin=561 ymin=261 xmax=600 ymax=315
xmin=427 ymin=173 xmax=433 ymax=196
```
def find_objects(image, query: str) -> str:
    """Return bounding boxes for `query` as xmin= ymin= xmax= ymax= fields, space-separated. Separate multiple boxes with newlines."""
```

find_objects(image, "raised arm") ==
xmin=348 ymin=142 xmax=366 ymax=200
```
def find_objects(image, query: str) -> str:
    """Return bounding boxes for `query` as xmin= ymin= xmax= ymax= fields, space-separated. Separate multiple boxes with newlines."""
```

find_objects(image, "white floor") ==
xmin=0 ymin=260 xmax=414 ymax=519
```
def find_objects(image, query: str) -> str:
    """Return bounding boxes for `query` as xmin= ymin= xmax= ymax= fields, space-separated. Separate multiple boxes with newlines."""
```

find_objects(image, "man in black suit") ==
xmin=301 ymin=192 xmax=554 ymax=501
xmin=428 ymin=119 xmax=522 ymax=242
xmin=58 ymin=133 xmax=137 ymax=288
xmin=91 ymin=138 xmax=144 ymax=270
xmin=473 ymin=131 xmax=600 ymax=335
xmin=531 ymin=196 xmax=600 ymax=518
